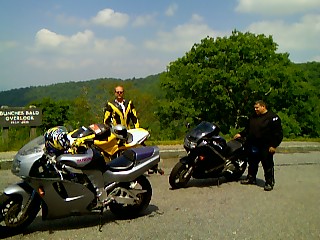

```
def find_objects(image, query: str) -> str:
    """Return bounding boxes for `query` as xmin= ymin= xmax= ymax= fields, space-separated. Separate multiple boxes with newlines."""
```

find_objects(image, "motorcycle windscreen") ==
xmin=69 ymin=126 xmax=93 ymax=138
xmin=186 ymin=121 xmax=220 ymax=140
xmin=17 ymin=135 xmax=45 ymax=156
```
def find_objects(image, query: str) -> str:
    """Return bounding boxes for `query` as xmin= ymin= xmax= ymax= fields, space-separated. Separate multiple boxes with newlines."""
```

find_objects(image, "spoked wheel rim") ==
xmin=0 ymin=194 xmax=41 ymax=230
xmin=4 ymin=201 xmax=24 ymax=227
xmin=109 ymin=176 xmax=152 ymax=217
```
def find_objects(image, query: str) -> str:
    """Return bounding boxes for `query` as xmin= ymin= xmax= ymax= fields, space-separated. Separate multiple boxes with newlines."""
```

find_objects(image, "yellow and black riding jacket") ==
xmin=104 ymin=99 xmax=139 ymax=129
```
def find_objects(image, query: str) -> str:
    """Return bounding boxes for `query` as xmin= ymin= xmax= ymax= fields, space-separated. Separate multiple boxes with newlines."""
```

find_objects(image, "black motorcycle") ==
xmin=169 ymin=121 xmax=247 ymax=189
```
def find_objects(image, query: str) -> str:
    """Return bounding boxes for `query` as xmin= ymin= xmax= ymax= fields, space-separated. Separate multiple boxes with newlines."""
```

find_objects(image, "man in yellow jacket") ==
xmin=104 ymin=85 xmax=139 ymax=129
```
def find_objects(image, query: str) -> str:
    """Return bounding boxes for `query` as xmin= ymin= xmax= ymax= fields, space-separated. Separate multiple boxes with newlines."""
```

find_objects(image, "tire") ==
xmin=109 ymin=175 xmax=152 ymax=218
xmin=169 ymin=161 xmax=192 ymax=189
xmin=224 ymin=159 xmax=247 ymax=181
xmin=0 ymin=193 xmax=41 ymax=230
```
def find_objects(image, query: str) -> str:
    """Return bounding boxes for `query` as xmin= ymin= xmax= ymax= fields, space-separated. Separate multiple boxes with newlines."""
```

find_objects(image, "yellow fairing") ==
xmin=94 ymin=134 xmax=119 ymax=157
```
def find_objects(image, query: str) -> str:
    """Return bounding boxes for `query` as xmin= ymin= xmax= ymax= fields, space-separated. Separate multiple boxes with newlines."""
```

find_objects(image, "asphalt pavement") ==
xmin=0 ymin=151 xmax=319 ymax=239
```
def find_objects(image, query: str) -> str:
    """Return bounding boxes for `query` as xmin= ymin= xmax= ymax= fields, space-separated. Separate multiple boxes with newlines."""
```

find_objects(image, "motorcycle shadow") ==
xmin=184 ymin=175 xmax=256 ymax=189
xmin=186 ymin=177 xmax=230 ymax=188
xmin=186 ymin=176 xmax=266 ymax=189
xmin=0 ymin=204 xmax=160 ymax=238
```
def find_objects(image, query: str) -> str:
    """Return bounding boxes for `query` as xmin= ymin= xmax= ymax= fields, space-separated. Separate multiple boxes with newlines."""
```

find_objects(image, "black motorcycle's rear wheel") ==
xmin=0 ymin=193 xmax=41 ymax=230
xmin=169 ymin=161 xmax=192 ymax=189
xmin=109 ymin=175 xmax=152 ymax=218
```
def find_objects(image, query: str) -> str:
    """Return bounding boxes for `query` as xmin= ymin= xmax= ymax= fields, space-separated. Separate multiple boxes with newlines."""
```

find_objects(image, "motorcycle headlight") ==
xmin=184 ymin=138 xmax=197 ymax=149
xmin=11 ymin=157 xmax=21 ymax=175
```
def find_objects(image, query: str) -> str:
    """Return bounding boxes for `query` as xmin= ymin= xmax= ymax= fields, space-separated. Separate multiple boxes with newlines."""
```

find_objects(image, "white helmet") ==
xmin=112 ymin=124 xmax=128 ymax=140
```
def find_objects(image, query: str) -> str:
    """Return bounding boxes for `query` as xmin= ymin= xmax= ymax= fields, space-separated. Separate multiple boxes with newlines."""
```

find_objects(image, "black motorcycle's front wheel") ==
xmin=169 ymin=161 xmax=192 ymax=189
xmin=109 ymin=175 xmax=152 ymax=218
xmin=0 ymin=193 xmax=41 ymax=230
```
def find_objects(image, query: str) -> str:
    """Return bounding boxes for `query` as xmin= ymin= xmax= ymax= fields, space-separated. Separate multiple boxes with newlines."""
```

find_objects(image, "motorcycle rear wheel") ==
xmin=169 ymin=161 xmax=192 ymax=189
xmin=0 ymin=193 xmax=41 ymax=230
xmin=109 ymin=175 xmax=152 ymax=218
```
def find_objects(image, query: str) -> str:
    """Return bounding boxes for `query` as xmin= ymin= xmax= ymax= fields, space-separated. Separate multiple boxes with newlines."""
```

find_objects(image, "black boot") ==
xmin=241 ymin=176 xmax=256 ymax=185
xmin=264 ymin=183 xmax=273 ymax=191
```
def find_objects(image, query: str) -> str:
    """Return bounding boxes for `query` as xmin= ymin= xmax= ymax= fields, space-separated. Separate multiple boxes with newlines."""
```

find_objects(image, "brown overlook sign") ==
xmin=0 ymin=107 xmax=42 ymax=127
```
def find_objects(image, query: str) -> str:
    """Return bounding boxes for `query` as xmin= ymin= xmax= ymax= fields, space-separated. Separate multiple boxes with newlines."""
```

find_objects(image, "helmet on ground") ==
xmin=112 ymin=124 xmax=128 ymax=140
xmin=44 ymin=126 xmax=69 ymax=154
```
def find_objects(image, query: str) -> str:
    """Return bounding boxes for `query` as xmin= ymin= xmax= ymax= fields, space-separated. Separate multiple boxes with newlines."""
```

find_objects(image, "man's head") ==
xmin=254 ymin=100 xmax=268 ymax=115
xmin=114 ymin=85 xmax=124 ymax=102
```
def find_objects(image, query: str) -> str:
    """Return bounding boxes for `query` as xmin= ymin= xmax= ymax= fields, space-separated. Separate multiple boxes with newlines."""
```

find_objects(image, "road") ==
xmin=0 ymin=151 xmax=319 ymax=240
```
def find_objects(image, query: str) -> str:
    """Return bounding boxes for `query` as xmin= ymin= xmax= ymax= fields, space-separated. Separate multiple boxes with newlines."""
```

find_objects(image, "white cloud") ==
xmin=145 ymin=14 xmax=215 ymax=52
xmin=165 ymin=3 xmax=178 ymax=16
xmin=34 ymin=28 xmax=94 ymax=54
xmin=236 ymin=0 xmax=320 ymax=15
xmin=35 ymin=29 xmax=66 ymax=48
xmin=28 ymin=27 xmax=136 ymax=73
xmin=91 ymin=8 xmax=129 ymax=28
xmin=247 ymin=14 xmax=320 ymax=52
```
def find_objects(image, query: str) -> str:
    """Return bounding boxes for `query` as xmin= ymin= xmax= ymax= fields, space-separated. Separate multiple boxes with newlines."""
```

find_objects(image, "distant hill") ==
xmin=0 ymin=74 xmax=162 ymax=107
xmin=1 ymin=61 xmax=319 ymax=108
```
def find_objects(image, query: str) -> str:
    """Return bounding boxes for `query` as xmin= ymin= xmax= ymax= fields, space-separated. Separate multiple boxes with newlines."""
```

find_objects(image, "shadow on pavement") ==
xmin=0 ymin=204 xmax=160 ymax=238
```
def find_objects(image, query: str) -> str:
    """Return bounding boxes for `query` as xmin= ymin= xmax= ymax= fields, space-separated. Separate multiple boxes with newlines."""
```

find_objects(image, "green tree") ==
xmin=30 ymin=98 xmax=70 ymax=131
xmin=158 ymin=30 xmax=314 ymax=138
xmin=66 ymin=86 xmax=102 ymax=128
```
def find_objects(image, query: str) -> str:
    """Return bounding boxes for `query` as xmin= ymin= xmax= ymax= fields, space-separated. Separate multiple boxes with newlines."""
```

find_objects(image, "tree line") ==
xmin=1 ymin=30 xmax=319 ymax=151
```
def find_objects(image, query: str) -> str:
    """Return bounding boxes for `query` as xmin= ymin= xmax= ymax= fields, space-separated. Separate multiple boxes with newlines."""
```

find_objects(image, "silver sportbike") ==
xmin=0 ymin=135 xmax=160 ymax=231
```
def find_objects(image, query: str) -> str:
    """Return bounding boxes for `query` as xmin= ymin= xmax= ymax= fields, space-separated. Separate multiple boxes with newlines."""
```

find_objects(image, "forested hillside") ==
xmin=0 ymin=74 xmax=162 ymax=107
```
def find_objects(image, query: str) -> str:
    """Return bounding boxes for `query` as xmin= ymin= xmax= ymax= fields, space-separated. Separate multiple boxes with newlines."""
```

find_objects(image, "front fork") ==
xmin=181 ymin=155 xmax=198 ymax=178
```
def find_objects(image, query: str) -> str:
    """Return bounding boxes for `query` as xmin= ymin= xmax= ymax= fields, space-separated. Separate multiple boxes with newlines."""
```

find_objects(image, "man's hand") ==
xmin=269 ymin=146 xmax=277 ymax=154
xmin=234 ymin=133 xmax=241 ymax=139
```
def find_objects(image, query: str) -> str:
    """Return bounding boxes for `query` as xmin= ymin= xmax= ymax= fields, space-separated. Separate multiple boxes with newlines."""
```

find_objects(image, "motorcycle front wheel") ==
xmin=169 ymin=161 xmax=192 ymax=189
xmin=0 ymin=193 xmax=41 ymax=230
xmin=109 ymin=175 xmax=152 ymax=218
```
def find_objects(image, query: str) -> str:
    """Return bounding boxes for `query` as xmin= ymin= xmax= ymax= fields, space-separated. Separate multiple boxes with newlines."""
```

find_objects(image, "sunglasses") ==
xmin=115 ymin=91 xmax=124 ymax=94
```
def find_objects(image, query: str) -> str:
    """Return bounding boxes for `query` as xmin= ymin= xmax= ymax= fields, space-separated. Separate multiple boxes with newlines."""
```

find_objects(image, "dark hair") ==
xmin=255 ymin=100 xmax=267 ymax=108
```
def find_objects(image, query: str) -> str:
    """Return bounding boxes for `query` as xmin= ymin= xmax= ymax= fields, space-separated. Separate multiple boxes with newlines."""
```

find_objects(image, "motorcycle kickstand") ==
xmin=98 ymin=207 xmax=104 ymax=232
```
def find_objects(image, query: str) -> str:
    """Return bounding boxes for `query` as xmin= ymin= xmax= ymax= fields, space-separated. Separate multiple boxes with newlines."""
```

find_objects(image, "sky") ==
xmin=1 ymin=0 xmax=320 ymax=92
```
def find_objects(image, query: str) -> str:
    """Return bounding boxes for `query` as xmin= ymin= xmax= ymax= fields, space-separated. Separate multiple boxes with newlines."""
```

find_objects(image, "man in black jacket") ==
xmin=234 ymin=100 xmax=283 ymax=191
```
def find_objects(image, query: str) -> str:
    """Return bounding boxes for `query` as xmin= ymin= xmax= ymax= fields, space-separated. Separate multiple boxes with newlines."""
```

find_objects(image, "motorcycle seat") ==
xmin=225 ymin=139 xmax=243 ymax=157
xmin=106 ymin=147 xmax=155 ymax=171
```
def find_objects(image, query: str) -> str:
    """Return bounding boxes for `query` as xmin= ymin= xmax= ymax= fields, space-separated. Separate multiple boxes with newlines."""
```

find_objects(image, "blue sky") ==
xmin=1 ymin=0 xmax=319 ymax=91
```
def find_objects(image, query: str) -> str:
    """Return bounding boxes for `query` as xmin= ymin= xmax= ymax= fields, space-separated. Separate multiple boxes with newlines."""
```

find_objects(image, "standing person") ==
xmin=104 ymin=85 xmax=139 ymax=129
xmin=234 ymin=100 xmax=283 ymax=191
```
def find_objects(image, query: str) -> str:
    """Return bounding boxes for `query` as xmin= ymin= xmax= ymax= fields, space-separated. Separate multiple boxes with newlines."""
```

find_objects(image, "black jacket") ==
xmin=240 ymin=111 xmax=283 ymax=148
